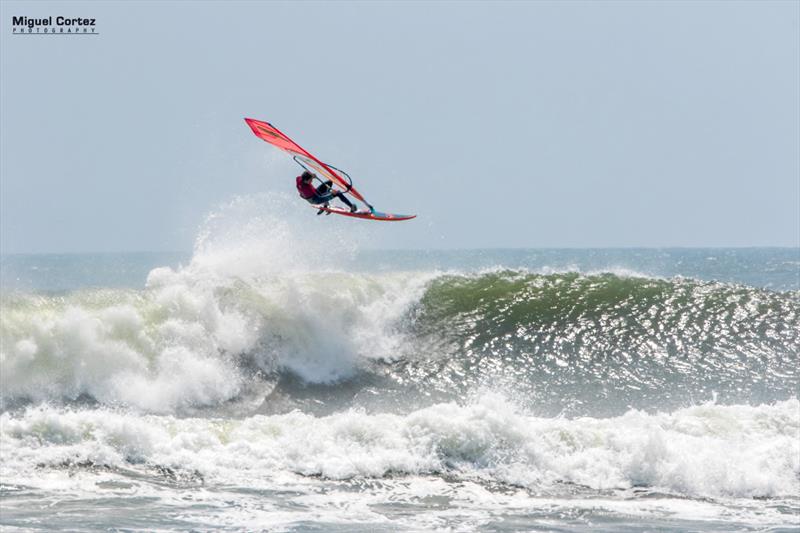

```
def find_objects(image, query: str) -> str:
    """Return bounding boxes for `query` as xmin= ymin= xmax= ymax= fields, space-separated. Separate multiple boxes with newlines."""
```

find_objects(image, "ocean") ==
xmin=1 ymin=205 xmax=798 ymax=531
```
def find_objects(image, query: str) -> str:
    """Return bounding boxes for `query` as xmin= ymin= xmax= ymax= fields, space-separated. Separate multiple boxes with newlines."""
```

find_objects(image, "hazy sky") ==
xmin=1 ymin=1 xmax=798 ymax=253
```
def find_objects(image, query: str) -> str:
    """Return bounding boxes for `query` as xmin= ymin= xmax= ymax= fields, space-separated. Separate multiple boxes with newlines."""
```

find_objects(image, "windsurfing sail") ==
xmin=244 ymin=118 xmax=365 ymax=202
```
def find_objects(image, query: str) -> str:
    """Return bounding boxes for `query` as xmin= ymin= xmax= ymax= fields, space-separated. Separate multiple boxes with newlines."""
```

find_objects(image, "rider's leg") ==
xmin=333 ymin=192 xmax=357 ymax=212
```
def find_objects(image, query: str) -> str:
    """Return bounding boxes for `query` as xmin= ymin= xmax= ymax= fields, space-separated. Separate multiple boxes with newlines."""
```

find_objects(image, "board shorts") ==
xmin=307 ymin=181 xmax=336 ymax=205
xmin=307 ymin=193 xmax=334 ymax=205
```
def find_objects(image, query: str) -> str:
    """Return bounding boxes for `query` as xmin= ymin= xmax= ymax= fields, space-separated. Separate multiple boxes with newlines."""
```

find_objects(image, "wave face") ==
xmin=396 ymin=271 xmax=800 ymax=415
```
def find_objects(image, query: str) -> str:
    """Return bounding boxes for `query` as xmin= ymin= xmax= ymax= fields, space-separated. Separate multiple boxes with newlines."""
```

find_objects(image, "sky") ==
xmin=1 ymin=1 xmax=798 ymax=253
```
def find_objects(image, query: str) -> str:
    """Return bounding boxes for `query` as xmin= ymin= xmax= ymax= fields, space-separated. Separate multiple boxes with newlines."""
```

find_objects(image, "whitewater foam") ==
xmin=2 ymin=395 xmax=797 ymax=500
xmin=0 ymin=270 xmax=437 ymax=411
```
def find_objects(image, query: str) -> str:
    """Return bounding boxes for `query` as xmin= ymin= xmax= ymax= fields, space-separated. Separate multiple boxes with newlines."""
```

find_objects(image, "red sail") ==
xmin=244 ymin=118 xmax=365 ymax=201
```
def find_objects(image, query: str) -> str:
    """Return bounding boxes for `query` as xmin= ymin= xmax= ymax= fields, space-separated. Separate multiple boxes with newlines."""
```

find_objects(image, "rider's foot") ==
xmin=349 ymin=204 xmax=358 ymax=213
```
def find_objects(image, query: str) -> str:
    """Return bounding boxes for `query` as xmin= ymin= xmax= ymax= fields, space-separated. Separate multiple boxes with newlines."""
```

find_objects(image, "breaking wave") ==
xmin=1 ymin=268 xmax=797 ymax=415
xmin=1 ymin=194 xmax=797 ymax=416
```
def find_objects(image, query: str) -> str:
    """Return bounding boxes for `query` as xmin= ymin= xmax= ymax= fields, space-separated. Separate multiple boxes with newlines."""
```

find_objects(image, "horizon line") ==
xmin=2 ymin=245 xmax=799 ymax=257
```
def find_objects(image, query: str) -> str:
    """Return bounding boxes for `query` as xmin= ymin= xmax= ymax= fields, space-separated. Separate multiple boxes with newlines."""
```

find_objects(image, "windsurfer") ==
xmin=296 ymin=170 xmax=358 ymax=213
